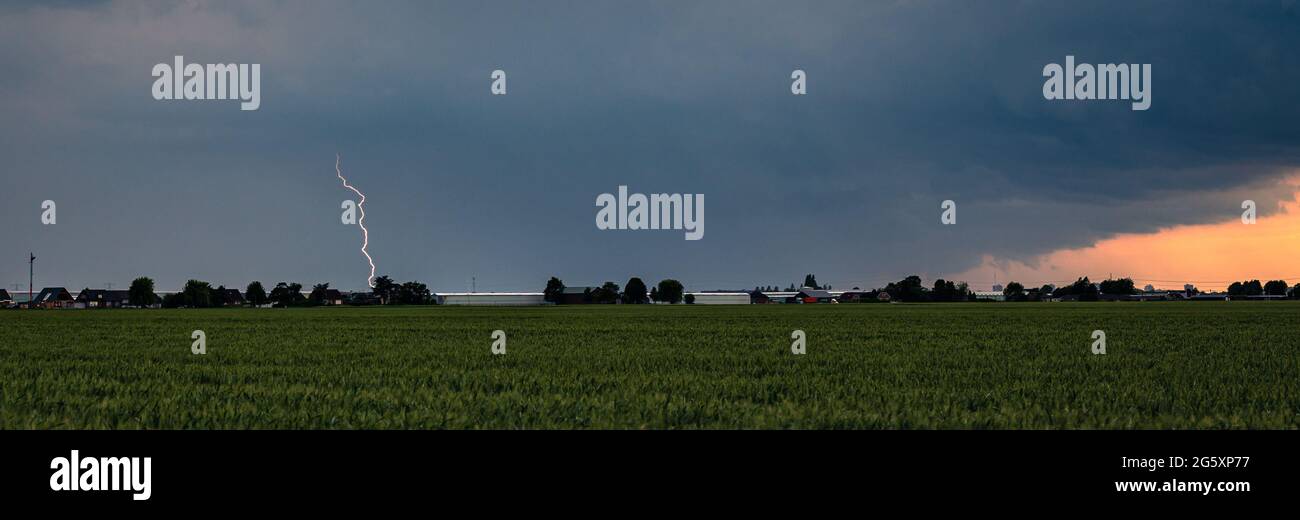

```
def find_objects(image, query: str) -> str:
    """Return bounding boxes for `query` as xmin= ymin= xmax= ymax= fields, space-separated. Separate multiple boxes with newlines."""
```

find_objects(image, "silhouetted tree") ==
xmin=372 ymin=276 xmax=398 ymax=305
xmin=543 ymin=277 xmax=565 ymax=304
xmin=309 ymin=283 xmax=331 ymax=305
xmin=212 ymin=285 xmax=231 ymax=306
xmin=656 ymin=279 xmax=684 ymax=304
xmin=1099 ymin=278 xmax=1137 ymax=295
xmin=270 ymin=282 xmax=304 ymax=307
xmin=1003 ymin=282 xmax=1026 ymax=301
xmin=622 ymin=277 xmax=649 ymax=304
xmin=128 ymin=277 xmax=156 ymax=307
xmin=885 ymin=275 xmax=928 ymax=302
xmin=246 ymin=281 xmax=268 ymax=306
xmin=182 ymin=279 xmax=213 ymax=308
xmin=590 ymin=281 xmax=620 ymax=304
xmin=161 ymin=292 xmax=185 ymax=308
xmin=956 ymin=282 xmax=973 ymax=301
xmin=932 ymin=278 xmax=965 ymax=302
xmin=397 ymin=281 xmax=430 ymax=304
xmin=1053 ymin=277 xmax=1099 ymax=301
xmin=1264 ymin=280 xmax=1289 ymax=296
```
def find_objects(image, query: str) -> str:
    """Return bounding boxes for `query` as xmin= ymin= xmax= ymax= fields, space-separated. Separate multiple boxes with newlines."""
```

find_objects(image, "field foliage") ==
xmin=1 ymin=303 xmax=1297 ymax=429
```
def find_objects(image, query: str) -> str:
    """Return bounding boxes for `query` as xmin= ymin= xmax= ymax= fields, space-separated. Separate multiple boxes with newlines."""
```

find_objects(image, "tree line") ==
xmin=1225 ymin=279 xmax=1295 ymax=297
xmin=829 ymin=275 xmax=1300 ymax=302
xmin=1000 ymin=276 xmax=1300 ymax=301
xmin=753 ymin=274 xmax=835 ymax=293
xmin=113 ymin=272 xmax=1300 ymax=309
xmin=124 ymin=274 xmax=432 ymax=308
xmin=839 ymin=275 xmax=977 ymax=302
xmin=542 ymin=277 xmax=692 ymax=304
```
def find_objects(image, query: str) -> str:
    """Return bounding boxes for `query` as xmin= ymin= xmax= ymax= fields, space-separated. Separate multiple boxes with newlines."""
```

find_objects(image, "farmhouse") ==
xmin=321 ymin=289 xmax=345 ymax=306
xmin=76 ymin=289 xmax=132 ymax=308
xmin=347 ymin=292 xmax=382 ymax=306
xmin=559 ymin=286 xmax=598 ymax=305
xmin=0 ymin=289 xmax=11 ymax=306
xmin=836 ymin=291 xmax=876 ymax=303
xmin=795 ymin=288 xmax=835 ymax=303
xmin=32 ymin=287 xmax=75 ymax=309
xmin=435 ymin=292 xmax=546 ymax=306
xmin=216 ymin=288 xmax=246 ymax=307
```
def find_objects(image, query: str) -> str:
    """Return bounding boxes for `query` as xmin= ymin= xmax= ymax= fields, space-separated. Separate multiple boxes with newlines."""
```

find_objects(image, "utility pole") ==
xmin=472 ymin=276 xmax=476 ymax=293
xmin=29 ymin=252 xmax=35 ymax=308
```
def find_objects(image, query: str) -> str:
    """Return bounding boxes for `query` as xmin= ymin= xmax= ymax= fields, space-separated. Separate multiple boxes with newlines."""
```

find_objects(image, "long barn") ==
xmin=435 ymin=292 xmax=546 ymax=306
xmin=685 ymin=292 xmax=751 ymax=305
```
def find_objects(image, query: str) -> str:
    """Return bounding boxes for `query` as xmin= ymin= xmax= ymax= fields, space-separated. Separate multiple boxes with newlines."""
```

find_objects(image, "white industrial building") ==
xmin=973 ymin=291 xmax=1006 ymax=301
xmin=685 ymin=292 xmax=751 ymax=305
xmin=434 ymin=292 xmax=546 ymax=306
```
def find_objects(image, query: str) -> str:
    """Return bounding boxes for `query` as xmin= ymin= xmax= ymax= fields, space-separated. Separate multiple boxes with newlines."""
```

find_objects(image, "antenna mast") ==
xmin=28 ymin=252 xmax=35 ymax=308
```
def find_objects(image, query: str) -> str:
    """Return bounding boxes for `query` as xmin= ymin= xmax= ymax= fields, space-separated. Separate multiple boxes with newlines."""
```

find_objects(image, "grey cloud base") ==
xmin=1 ymin=0 xmax=1297 ymax=291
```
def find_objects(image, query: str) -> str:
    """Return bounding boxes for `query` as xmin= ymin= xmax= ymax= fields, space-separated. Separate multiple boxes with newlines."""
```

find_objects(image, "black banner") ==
xmin=1 ymin=431 xmax=1291 ymax=510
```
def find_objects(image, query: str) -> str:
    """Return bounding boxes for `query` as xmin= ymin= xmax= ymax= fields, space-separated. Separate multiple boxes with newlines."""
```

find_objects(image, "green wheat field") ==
xmin=2 ymin=303 xmax=1297 ymax=429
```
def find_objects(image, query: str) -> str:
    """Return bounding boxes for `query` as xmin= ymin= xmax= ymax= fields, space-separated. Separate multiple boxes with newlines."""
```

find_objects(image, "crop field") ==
xmin=1 ymin=303 xmax=1298 ymax=429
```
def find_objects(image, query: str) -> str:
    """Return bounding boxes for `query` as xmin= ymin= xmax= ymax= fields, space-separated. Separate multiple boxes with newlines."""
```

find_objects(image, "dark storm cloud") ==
xmin=1 ymin=0 xmax=1298 ymax=291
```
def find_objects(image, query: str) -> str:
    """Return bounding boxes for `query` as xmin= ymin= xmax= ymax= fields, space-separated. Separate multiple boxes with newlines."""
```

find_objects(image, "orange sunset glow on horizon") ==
xmin=950 ymin=187 xmax=1300 ymax=292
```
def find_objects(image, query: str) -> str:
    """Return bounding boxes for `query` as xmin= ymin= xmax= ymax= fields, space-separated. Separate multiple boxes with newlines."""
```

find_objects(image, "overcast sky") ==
xmin=2 ymin=1 xmax=1299 ymax=292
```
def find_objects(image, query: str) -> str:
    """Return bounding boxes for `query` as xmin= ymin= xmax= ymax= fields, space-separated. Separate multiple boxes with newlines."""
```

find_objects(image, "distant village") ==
xmin=4 ymin=272 xmax=1297 ymax=309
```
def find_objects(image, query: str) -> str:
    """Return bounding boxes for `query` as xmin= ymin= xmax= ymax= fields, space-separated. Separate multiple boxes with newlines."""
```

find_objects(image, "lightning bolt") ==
xmin=336 ymin=154 xmax=376 ymax=288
